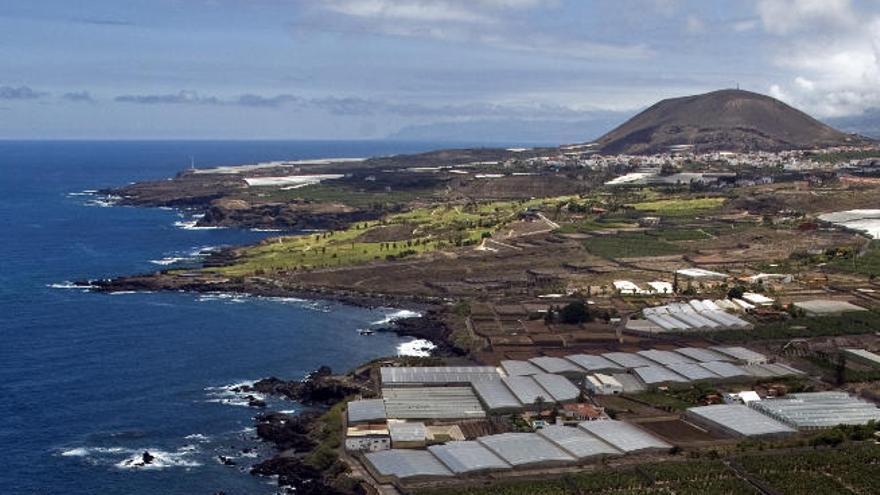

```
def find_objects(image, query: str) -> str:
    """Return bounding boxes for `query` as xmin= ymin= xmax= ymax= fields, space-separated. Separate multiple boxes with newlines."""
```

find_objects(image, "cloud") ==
xmin=685 ymin=15 xmax=706 ymax=34
xmin=296 ymin=0 xmax=650 ymax=60
xmin=758 ymin=2 xmax=880 ymax=117
xmin=0 ymin=85 xmax=47 ymax=100
xmin=756 ymin=0 xmax=856 ymax=35
xmin=74 ymin=18 xmax=135 ymax=27
xmin=62 ymin=91 xmax=97 ymax=103
xmin=111 ymin=89 xmax=614 ymax=121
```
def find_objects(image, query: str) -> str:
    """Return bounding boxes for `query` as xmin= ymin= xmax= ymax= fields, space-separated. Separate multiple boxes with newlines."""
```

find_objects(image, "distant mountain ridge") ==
xmin=593 ymin=89 xmax=868 ymax=155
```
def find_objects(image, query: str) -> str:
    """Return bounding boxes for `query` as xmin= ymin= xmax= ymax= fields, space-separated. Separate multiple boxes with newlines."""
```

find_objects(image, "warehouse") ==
xmin=428 ymin=441 xmax=511 ymax=474
xmin=577 ymin=420 xmax=671 ymax=453
xmin=382 ymin=387 xmax=486 ymax=420
xmin=365 ymin=449 xmax=452 ymax=481
xmin=638 ymin=349 xmax=697 ymax=366
xmin=345 ymin=425 xmax=390 ymax=452
xmin=347 ymin=398 xmax=387 ymax=424
xmin=709 ymin=346 xmax=767 ymax=364
xmin=537 ymin=425 xmax=621 ymax=460
xmin=471 ymin=377 xmax=523 ymax=413
xmin=585 ymin=373 xmax=624 ymax=395
xmin=531 ymin=373 xmax=581 ymax=403
xmin=565 ymin=354 xmax=624 ymax=373
xmin=500 ymin=360 xmax=542 ymax=376
xmin=502 ymin=375 xmax=554 ymax=406
xmin=632 ymin=366 xmax=689 ymax=387
xmin=380 ymin=366 xmax=499 ymax=386
xmin=674 ymin=347 xmax=731 ymax=362
xmin=612 ymin=373 xmax=646 ymax=393
xmin=602 ymin=352 xmax=655 ymax=369
xmin=529 ymin=356 xmax=587 ymax=378
xmin=477 ymin=432 xmax=575 ymax=468
xmin=749 ymin=392 xmax=880 ymax=430
xmin=686 ymin=404 xmax=796 ymax=438
xmin=666 ymin=362 xmax=721 ymax=382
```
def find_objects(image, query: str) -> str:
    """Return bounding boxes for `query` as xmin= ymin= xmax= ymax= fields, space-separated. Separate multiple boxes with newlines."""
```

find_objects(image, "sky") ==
xmin=1 ymin=0 xmax=879 ymax=140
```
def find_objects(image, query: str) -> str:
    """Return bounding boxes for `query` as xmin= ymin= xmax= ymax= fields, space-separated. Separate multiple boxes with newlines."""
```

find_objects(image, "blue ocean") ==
xmin=0 ymin=140 xmax=491 ymax=494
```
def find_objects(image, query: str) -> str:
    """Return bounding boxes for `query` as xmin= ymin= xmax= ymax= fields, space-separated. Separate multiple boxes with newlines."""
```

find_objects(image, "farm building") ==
xmin=632 ymin=366 xmax=689 ymax=387
xmin=638 ymin=349 xmax=697 ymax=366
xmin=612 ymin=373 xmax=646 ymax=393
xmin=749 ymin=392 xmax=880 ymax=430
xmin=380 ymin=366 xmax=499 ymax=386
xmin=388 ymin=421 xmax=428 ymax=449
xmin=471 ymin=377 xmax=523 ymax=413
xmin=382 ymin=387 xmax=486 ymax=420
xmin=345 ymin=425 xmax=391 ymax=452
xmin=529 ymin=356 xmax=588 ymax=378
xmin=709 ymin=346 xmax=768 ymax=364
xmin=602 ymin=352 xmax=655 ymax=369
xmin=842 ymin=348 xmax=880 ymax=368
xmin=793 ymin=299 xmax=867 ymax=316
xmin=500 ymin=360 xmax=542 ymax=376
xmin=674 ymin=346 xmax=731 ymax=362
xmin=686 ymin=404 xmax=796 ymax=438
xmin=477 ymin=432 xmax=575 ymax=468
xmin=365 ymin=449 xmax=452 ymax=482
xmin=428 ymin=441 xmax=511 ymax=474
xmin=577 ymin=420 xmax=671 ymax=453
xmin=698 ymin=361 xmax=752 ymax=380
xmin=565 ymin=354 xmax=624 ymax=373
xmin=347 ymin=398 xmax=387 ymax=424
xmin=585 ymin=373 xmax=624 ymax=395
xmin=537 ymin=425 xmax=621 ymax=460
xmin=502 ymin=375 xmax=554 ymax=407
xmin=666 ymin=362 xmax=721 ymax=382
xmin=531 ymin=373 xmax=581 ymax=403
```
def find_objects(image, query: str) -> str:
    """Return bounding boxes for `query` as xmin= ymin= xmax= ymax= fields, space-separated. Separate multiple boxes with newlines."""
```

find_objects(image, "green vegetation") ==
xmin=584 ymin=232 xmax=684 ymax=258
xmin=628 ymin=197 xmax=726 ymax=217
xmin=809 ymin=150 xmax=880 ymax=163
xmin=241 ymin=183 xmax=433 ymax=209
xmin=303 ymin=400 xmax=346 ymax=470
xmin=687 ymin=310 xmax=880 ymax=343
xmin=739 ymin=443 xmax=880 ymax=495
xmin=209 ymin=198 xmax=571 ymax=276
xmin=828 ymin=241 xmax=880 ymax=278
xmin=631 ymin=385 xmax=718 ymax=411
xmin=647 ymin=227 xmax=715 ymax=241
xmin=416 ymin=460 xmax=757 ymax=495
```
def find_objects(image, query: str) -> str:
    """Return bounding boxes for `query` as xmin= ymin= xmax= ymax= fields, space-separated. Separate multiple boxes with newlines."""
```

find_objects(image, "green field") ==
xmin=584 ymin=232 xmax=685 ymax=258
xmin=696 ymin=310 xmax=880 ymax=343
xmin=828 ymin=241 xmax=880 ymax=278
xmin=242 ymin=183 xmax=433 ymax=209
xmin=628 ymin=197 xmax=726 ymax=217
xmin=208 ymin=197 xmax=572 ymax=276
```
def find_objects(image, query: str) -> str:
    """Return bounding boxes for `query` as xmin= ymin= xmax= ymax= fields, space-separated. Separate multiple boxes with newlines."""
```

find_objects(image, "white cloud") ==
xmin=301 ymin=0 xmax=650 ymax=60
xmin=759 ymin=3 xmax=880 ymax=117
xmin=756 ymin=0 xmax=856 ymax=35
xmin=685 ymin=15 xmax=706 ymax=34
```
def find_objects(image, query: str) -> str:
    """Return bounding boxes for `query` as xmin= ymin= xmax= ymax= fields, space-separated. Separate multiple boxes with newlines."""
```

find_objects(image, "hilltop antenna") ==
xmin=736 ymin=82 xmax=740 ymax=90
xmin=190 ymin=156 xmax=195 ymax=170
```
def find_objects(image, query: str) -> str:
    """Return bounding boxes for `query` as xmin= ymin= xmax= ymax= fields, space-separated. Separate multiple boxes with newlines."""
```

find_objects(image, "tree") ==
xmin=558 ymin=300 xmax=593 ymax=324
xmin=727 ymin=286 xmax=746 ymax=299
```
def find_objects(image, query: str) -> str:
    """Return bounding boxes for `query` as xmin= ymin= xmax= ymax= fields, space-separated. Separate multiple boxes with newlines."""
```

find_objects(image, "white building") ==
xmin=585 ymin=373 xmax=624 ymax=395
xmin=345 ymin=425 xmax=391 ymax=452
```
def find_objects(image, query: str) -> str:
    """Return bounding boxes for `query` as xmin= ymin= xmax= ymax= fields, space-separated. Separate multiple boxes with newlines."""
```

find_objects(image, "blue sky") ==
xmin=1 ymin=0 xmax=878 ymax=140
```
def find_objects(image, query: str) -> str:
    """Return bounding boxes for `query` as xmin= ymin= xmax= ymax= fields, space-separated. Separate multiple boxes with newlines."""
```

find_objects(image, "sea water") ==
xmin=0 ymin=140 xmax=488 ymax=494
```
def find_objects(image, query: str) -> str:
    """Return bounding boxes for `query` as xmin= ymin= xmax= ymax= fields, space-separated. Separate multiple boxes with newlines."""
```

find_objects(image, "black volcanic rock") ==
xmin=595 ymin=89 xmax=868 ymax=154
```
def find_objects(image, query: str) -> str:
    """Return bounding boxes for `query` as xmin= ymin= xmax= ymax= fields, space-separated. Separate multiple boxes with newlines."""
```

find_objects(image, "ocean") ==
xmin=0 ymin=140 xmax=489 ymax=494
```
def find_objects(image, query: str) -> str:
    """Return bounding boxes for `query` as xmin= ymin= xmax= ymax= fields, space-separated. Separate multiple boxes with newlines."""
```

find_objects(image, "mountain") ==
xmin=593 ymin=89 xmax=867 ymax=155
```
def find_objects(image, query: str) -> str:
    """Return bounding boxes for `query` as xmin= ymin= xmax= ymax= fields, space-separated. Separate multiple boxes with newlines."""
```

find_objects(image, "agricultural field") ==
xmin=583 ymin=232 xmax=685 ymax=258
xmin=737 ymin=444 xmax=880 ymax=495
xmin=206 ymin=198 xmax=569 ymax=276
xmin=828 ymin=241 xmax=880 ymax=278
xmin=415 ymin=461 xmax=758 ymax=495
xmin=627 ymin=197 xmax=727 ymax=217
xmin=686 ymin=310 xmax=880 ymax=344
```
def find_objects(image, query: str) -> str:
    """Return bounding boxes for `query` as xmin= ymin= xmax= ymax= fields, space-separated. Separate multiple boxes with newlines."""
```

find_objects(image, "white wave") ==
xmin=173 ymin=219 xmax=226 ymax=230
xmin=60 ymin=447 xmax=91 ymax=457
xmin=108 ymin=291 xmax=138 ymax=295
xmin=67 ymin=191 xmax=94 ymax=197
xmin=251 ymin=228 xmax=283 ymax=232
xmin=204 ymin=380 xmax=265 ymax=407
xmin=83 ymin=194 xmax=121 ymax=208
xmin=115 ymin=449 xmax=202 ymax=470
xmin=372 ymin=309 xmax=422 ymax=325
xmin=47 ymin=281 xmax=94 ymax=290
xmin=184 ymin=434 xmax=210 ymax=442
xmin=397 ymin=338 xmax=436 ymax=357
xmin=149 ymin=256 xmax=188 ymax=266
xmin=196 ymin=292 xmax=329 ymax=311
